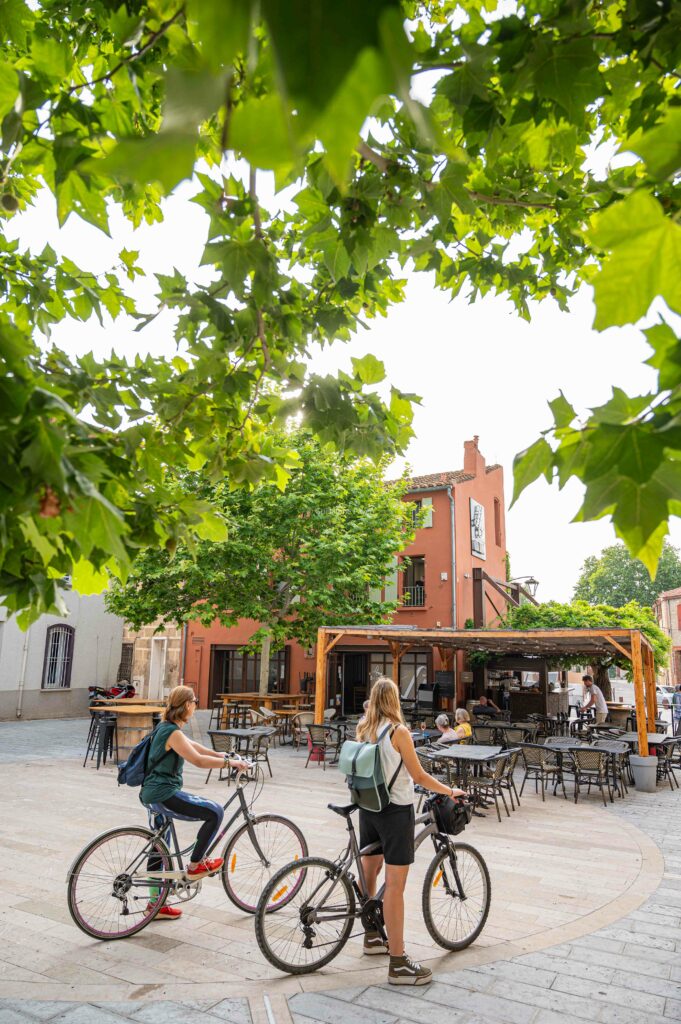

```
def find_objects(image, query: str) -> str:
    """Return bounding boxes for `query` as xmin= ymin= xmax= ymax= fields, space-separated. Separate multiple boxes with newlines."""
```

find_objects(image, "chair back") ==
xmin=520 ymin=742 xmax=553 ymax=768
xmin=259 ymin=707 xmax=276 ymax=720
xmin=474 ymin=725 xmax=496 ymax=744
xmin=490 ymin=753 xmax=509 ymax=780
xmin=323 ymin=707 xmax=336 ymax=721
xmin=503 ymin=727 xmax=529 ymax=746
xmin=208 ymin=730 xmax=232 ymax=754
xmin=573 ymin=748 xmax=607 ymax=773
xmin=307 ymin=724 xmax=327 ymax=747
xmin=504 ymin=748 xmax=521 ymax=776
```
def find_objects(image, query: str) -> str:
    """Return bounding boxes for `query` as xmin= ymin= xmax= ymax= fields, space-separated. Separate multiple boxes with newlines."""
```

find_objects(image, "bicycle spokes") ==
xmin=423 ymin=842 xmax=491 ymax=951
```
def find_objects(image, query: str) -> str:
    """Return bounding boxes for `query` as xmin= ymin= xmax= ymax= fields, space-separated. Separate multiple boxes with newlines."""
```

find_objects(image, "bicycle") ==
xmin=67 ymin=765 xmax=307 ymax=940
xmin=254 ymin=790 xmax=491 ymax=974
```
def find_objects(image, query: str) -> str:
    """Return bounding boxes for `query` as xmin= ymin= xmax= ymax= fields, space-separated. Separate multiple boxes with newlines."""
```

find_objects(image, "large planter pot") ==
xmin=630 ymin=754 xmax=658 ymax=792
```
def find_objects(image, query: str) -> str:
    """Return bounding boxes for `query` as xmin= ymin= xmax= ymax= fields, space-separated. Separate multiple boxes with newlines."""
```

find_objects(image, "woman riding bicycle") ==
xmin=357 ymin=677 xmax=465 ymax=985
xmin=141 ymin=685 xmax=248 ymax=920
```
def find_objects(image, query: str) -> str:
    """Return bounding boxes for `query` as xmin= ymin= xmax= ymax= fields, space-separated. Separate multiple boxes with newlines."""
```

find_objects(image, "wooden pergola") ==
xmin=314 ymin=625 xmax=658 ymax=755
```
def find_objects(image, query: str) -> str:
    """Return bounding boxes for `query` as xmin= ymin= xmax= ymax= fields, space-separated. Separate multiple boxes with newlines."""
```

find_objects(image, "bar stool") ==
xmin=94 ymin=714 xmax=118 ymax=769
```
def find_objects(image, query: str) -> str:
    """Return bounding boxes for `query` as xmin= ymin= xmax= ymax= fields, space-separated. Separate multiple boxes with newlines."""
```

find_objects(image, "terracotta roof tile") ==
xmin=401 ymin=470 xmax=475 ymax=490
xmin=485 ymin=464 xmax=502 ymax=473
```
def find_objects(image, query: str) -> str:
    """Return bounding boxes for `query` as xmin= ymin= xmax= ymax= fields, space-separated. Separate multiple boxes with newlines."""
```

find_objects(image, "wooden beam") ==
xmin=325 ymin=632 xmax=345 ymax=655
xmin=389 ymin=641 xmax=403 ymax=685
xmin=605 ymin=635 xmax=632 ymax=661
xmin=643 ymin=642 xmax=658 ymax=725
xmin=472 ymin=568 xmax=485 ymax=627
xmin=314 ymin=628 xmax=328 ymax=725
xmin=631 ymin=631 xmax=648 ymax=757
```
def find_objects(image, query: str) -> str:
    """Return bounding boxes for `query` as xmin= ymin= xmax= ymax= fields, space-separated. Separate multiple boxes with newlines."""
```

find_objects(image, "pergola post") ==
xmin=643 ymin=643 xmax=658 ymax=726
xmin=631 ymin=631 xmax=649 ymax=757
xmin=389 ymin=642 xmax=402 ymax=687
xmin=314 ymin=627 xmax=327 ymax=725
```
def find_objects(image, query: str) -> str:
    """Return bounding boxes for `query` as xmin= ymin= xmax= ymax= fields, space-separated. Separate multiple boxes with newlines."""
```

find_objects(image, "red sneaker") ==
xmin=147 ymin=903 xmax=182 ymax=920
xmin=186 ymin=857 xmax=224 ymax=879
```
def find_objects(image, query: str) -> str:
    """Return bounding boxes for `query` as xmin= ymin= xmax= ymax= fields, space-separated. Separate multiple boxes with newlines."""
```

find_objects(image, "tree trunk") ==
xmin=594 ymin=663 xmax=612 ymax=701
xmin=259 ymin=630 xmax=272 ymax=696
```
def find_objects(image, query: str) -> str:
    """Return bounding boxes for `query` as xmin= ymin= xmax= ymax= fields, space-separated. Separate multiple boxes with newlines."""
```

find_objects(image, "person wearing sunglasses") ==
xmin=141 ymin=685 xmax=249 ymax=919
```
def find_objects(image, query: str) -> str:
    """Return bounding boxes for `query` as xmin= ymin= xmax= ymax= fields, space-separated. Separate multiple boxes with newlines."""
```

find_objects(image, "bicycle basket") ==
xmin=431 ymin=796 xmax=472 ymax=835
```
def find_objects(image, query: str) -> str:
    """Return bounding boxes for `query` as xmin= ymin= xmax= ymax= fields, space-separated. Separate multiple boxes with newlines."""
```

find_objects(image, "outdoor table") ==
xmin=544 ymin=737 xmax=587 ymax=749
xmin=620 ymin=732 xmax=667 ymax=749
xmin=426 ymin=744 xmax=503 ymax=788
xmin=88 ymin=704 xmax=165 ymax=763
xmin=211 ymin=726 xmax=276 ymax=756
xmin=411 ymin=729 xmax=441 ymax=746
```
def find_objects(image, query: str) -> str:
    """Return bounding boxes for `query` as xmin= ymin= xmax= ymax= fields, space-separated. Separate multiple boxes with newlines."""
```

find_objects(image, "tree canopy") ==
xmin=573 ymin=541 xmax=681 ymax=608
xmin=105 ymin=434 xmax=414 ymax=691
xmin=2 ymin=0 xmax=680 ymax=625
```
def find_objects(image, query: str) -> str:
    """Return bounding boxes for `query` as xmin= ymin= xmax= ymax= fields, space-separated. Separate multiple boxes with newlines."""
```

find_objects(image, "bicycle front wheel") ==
xmin=422 ymin=841 xmax=491 ymax=950
xmin=221 ymin=814 xmax=308 ymax=913
xmin=255 ymin=857 xmax=355 ymax=974
xmin=67 ymin=826 xmax=172 ymax=940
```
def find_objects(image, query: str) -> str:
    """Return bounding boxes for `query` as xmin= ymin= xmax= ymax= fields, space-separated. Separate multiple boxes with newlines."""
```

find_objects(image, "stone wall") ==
xmin=122 ymin=621 xmax=183 ymax=699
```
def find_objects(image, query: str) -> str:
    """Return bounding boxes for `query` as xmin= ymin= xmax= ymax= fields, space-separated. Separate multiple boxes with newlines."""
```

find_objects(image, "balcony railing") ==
xmin=401 ymin=584 xmax=426 ymax=608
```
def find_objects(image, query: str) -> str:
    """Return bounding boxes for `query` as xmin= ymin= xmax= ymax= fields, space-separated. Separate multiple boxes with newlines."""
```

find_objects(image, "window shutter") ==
xmin=384 ymin=557 xmax=398 ymax=602
xmin=369 ymin=586 xmax=382 ymax=603
xmin=422 ymin=496 xmax=433 ymax=527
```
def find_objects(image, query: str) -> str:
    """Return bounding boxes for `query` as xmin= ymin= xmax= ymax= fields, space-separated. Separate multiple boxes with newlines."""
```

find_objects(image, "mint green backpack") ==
xmin=338 ymin=724 xmax=403 ymax=812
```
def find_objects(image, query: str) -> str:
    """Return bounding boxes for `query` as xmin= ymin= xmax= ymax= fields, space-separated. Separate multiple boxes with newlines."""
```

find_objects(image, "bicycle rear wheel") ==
xmin=255 ymin=857 xmax=355 ymax=974
xmin=221 ymin=814 xmax=308 ymax=913
xmin=67 ymin=827 xmax=172 ymax=940
xmin=422 ymin=841 xmax=491 ymax=950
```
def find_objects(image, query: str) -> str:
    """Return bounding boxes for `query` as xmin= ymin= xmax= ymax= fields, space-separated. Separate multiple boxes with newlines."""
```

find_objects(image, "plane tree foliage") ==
xmin=573 ymin=541 xmax=681 ymax=608
xmin=1 ymin=0 xmax=680 ymax=624
xmin=105 ymin=435 xmax=414 ymax=693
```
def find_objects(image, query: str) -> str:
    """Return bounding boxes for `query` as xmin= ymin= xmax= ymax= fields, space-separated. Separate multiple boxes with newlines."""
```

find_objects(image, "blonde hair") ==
xmin=162 ymin=685 xmax=196 ymax=725
xmin=357 ymin=677 xmax=404 ymax=742
xmin=455 ymin=708 xmax=470 ymax=724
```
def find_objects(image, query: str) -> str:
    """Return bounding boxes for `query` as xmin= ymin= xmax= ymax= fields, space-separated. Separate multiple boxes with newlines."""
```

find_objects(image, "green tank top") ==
xmin=140 ymin=722 xmax=184 ymax=805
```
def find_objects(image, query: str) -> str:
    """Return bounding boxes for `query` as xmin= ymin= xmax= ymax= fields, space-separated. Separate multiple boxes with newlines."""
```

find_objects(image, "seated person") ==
xmin=471 ymin=694 xmax=500 ymax=718
xmin=453 ymin=708 xmax=472 ymax=740
xmin=434 ymin=713 xmax=459 ymax=744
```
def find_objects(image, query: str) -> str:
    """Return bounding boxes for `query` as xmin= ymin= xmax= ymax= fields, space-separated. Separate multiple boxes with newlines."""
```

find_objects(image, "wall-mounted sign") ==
xmin=470 ymin=498 xmax=486 ymax=560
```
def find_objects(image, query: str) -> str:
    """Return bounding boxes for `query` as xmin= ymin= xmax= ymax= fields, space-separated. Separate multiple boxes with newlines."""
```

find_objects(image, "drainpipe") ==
xmin=446 ymin=486 xmax=457 ymax=628
xmin=180 ymin=623 xmax=188 ymax=685
xmin=15 ymin=626 xmax=31 ymax=719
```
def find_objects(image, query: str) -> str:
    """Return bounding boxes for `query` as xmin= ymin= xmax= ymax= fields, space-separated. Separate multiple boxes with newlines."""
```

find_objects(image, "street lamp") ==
xmin=509 ymin=576 xmax=540 ymax=598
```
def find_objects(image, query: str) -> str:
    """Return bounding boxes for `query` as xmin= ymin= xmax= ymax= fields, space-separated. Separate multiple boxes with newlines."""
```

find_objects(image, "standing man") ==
xmin=581 ymin=674 xmax=608 ymax=724
xmin=672 ymin=685 xmax=681 ymax=736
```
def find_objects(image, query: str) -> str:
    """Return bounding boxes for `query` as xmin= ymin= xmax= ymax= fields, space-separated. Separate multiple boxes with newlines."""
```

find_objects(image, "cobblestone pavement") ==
xmin=0 ymin=717 xmax=676 ymax=1024
xmin=288 ymin=785 xmax=681 ymax=1024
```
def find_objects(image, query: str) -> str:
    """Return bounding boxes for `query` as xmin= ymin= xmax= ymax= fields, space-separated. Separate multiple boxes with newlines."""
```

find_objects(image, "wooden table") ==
xmin=216 ymin=692 xmax=310 ymax=710
xmin=88 ymin=705 xmax=165 ymax=762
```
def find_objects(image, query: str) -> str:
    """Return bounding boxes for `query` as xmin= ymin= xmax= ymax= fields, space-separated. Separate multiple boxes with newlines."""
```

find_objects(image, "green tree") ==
xmin=2 ymin=1 xmax=680 ymax=623
xmin=106 ymin=434 xmax=414 ymax=694
xmin=499 ymin=599 xmax=670 ymax=700
xmin=573 ymin=542 xmax=681 ymax=608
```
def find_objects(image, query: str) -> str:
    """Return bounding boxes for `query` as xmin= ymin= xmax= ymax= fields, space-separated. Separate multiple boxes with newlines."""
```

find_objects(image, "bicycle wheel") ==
xmin=67 ymin=827 xmax=172 ymax=940
xmin=255 ymin=857 xmax=355 ymax=974
xmin=422 ymin=841 xmax=491 ymax=950
xmin=221 ymin=814 xmax=308 ymax=913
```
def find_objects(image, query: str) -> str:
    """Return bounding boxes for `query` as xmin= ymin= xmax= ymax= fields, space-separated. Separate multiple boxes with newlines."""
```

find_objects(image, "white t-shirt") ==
xmin=584 ymin=683 xmax=608 ymax=714
xmin=377 ymin=720 xmax=414 ymax=806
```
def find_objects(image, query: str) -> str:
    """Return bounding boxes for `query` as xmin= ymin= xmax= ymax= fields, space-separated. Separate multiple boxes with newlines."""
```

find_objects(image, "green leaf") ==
xmin=319 ymin=238 xmax=351 ymax=280
xmin=68 ymin=494 xmax=130 ymax=563
xmin=18 ymin=516 xmax=57 ymax=568
xmin=626 ymin=108 xmax=681 ymax=181
xmin=532 ymin=38 xmax=602 ymax=122
xmin=548 ymin=391 xmax=576 ymax=429
xmin=590 ymin=387 xmax=652 ymax=425
xmin=231 ymin=94 xmax=297 ymax=172
xmin=0 ymin=60 xmax=18 ymax=120
xmin=31 ymin=36 xmax=72 ymax=82
xmin=72 ymin=557 xmax=109 ymax=595
xmin=644 ymin=321 xmax=681 ymax=391
xmin=193 ymin=510 xmax=229 ymax=542
xmin=512 ymin=438 xmax=553 ymax=504
xmin=352 ymin=353 xmax=386 ymax=385
xmin=589 ymin=191 xmax=681 ymax=330
xmin=90 ymin=134 xmax=196 ymax=195
xmin=186 ymin=0 xmax=252 ymax=72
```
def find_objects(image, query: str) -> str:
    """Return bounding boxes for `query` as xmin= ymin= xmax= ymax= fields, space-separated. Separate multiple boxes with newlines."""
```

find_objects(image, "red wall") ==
xmin=184 ymin=439 xmax=507 ymax=706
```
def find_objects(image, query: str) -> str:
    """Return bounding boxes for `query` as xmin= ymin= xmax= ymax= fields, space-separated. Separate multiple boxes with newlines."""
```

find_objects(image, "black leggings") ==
xmin=147 ymin=790 xmax=224 ymax=864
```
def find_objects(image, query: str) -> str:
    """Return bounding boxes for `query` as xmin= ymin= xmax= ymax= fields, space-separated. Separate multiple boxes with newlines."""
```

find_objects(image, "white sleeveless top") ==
xmin=377 ymin=720 xmax=414 ymax=806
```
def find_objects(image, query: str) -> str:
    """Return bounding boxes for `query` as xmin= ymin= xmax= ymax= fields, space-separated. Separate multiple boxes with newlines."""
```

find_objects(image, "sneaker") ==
xmin=186 ymin=857 xmax=224 ymax=880
xmin=388 ymin=954 xmax=433 ymax=986
xmin=147 ymin=902 xmax=182 ymax=920
xmin=363 ymin=931 xmax=389 ymax=956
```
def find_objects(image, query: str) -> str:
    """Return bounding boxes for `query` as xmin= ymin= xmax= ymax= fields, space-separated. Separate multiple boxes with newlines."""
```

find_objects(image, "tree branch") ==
xmin=356 ymin=140 xmax=391 ymax=173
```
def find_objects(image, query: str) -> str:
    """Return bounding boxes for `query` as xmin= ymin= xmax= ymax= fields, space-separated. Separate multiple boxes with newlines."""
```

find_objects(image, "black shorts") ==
xmin=358 ymin=802 xmax=415 ymax=866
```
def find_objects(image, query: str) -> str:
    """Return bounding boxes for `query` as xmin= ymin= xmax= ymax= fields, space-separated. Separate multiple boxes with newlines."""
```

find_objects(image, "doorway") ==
xmin=342 ymin=653 xmax=368 ymax=715
xmin=148 ymin=638 xmax=167 ymax=701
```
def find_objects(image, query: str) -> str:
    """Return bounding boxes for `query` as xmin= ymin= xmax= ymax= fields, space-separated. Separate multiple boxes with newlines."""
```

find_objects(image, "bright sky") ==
xmin=10 ymin=179 xmax=681 ymax=604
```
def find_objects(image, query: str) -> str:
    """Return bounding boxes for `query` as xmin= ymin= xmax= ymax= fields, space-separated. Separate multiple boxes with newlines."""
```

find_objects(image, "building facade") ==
xmin=0 ymin=591 xmax=124 ymax=721
xmin=120 ymin=621 xmax=183 ymax=700
xmin=654 ymin=587 xmax=681 ymax=687
xmin=183 ymin=437 xmax=508 ymax=711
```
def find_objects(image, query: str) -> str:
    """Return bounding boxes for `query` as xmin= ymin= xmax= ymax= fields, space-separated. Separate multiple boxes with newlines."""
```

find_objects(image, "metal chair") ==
xmin=205 ymin=730 xmax=233 ymax=785
xmin=304 ymin=724 xmax=340 ymax=770
xmin=473 ymin=724 xmax=496 ymax=744
xmin=251 ymin=732 xmax=274 ymax=778
xmin=571 ymin=748 xmax=612 ymax=805
xmin=519 ymin=743 xmax=566 ymax=800
xmin=208 ymin=701 xmax=225 ymax=730
xmin=499 ymin=747 xmax=522 ymax=810
xmin=656 ymin=739 xmax=679 ymax=791
xmin=291 ymin=712 xmax=314 ymax=749
xmin=467 ymin=754 xmax=511 ymax=822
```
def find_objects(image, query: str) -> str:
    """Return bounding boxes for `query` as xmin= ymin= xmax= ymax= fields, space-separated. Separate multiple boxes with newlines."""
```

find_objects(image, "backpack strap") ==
xmin=386 ymin=726 xmax=403 ymax=792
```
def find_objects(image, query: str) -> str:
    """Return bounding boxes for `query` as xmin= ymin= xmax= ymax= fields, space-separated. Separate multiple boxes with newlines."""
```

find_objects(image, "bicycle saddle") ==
xmin=328 ymin=802 xmax=358 ymax=817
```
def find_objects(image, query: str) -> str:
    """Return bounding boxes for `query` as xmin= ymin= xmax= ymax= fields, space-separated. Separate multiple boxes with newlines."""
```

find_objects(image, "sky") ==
xmin=10 ymin=179 xmax=681 ymax=605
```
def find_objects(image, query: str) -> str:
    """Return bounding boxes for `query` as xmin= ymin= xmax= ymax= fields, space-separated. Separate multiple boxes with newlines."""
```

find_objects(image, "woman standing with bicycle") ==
xmin=358 ymin=677 xmax=465 ymax=985
xmin=141 ymin=685 xmax=249 ymax=920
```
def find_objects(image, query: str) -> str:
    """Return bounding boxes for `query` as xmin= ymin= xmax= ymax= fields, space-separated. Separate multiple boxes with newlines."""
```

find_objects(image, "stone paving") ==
xmin=0 ymin=715 xmax=676 ymax=1024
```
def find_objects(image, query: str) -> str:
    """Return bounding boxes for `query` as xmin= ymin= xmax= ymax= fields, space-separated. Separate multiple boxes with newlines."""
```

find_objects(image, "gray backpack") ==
xmin=338 ymin=724 xmax=403 ymax=812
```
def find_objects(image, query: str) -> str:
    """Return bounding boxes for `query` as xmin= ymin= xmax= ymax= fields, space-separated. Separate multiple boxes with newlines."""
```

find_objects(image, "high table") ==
xmin=88 ymin=704 xmax=165 ymax=762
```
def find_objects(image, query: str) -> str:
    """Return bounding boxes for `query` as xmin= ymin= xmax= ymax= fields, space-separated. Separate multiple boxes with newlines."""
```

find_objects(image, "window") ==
xmin=369 ymin=652 xmax=394 ymax=683
xmin=399 ymin=650 xmax=430 ymax=698
xmin=210 ymin=646 xmax=288 ymax=699
xmin=42 ymin=625 xmax=75 ymax=690
xmin=117 ymin=643 xmax=134 ymax=682
xmin=411 ymin=499 xmax=422 ymax=528
xmin=676 ymin=603 xmax=681 ymax=630
xmin=401 ymin=556 xmax=426 ymax=607
xmin=494 ymin=498 xmax=502 ymax=547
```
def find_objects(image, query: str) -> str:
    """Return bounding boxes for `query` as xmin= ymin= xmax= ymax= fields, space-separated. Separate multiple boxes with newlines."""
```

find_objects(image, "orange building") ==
xmin=182 ymin=437 xmax=507 ymax=710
